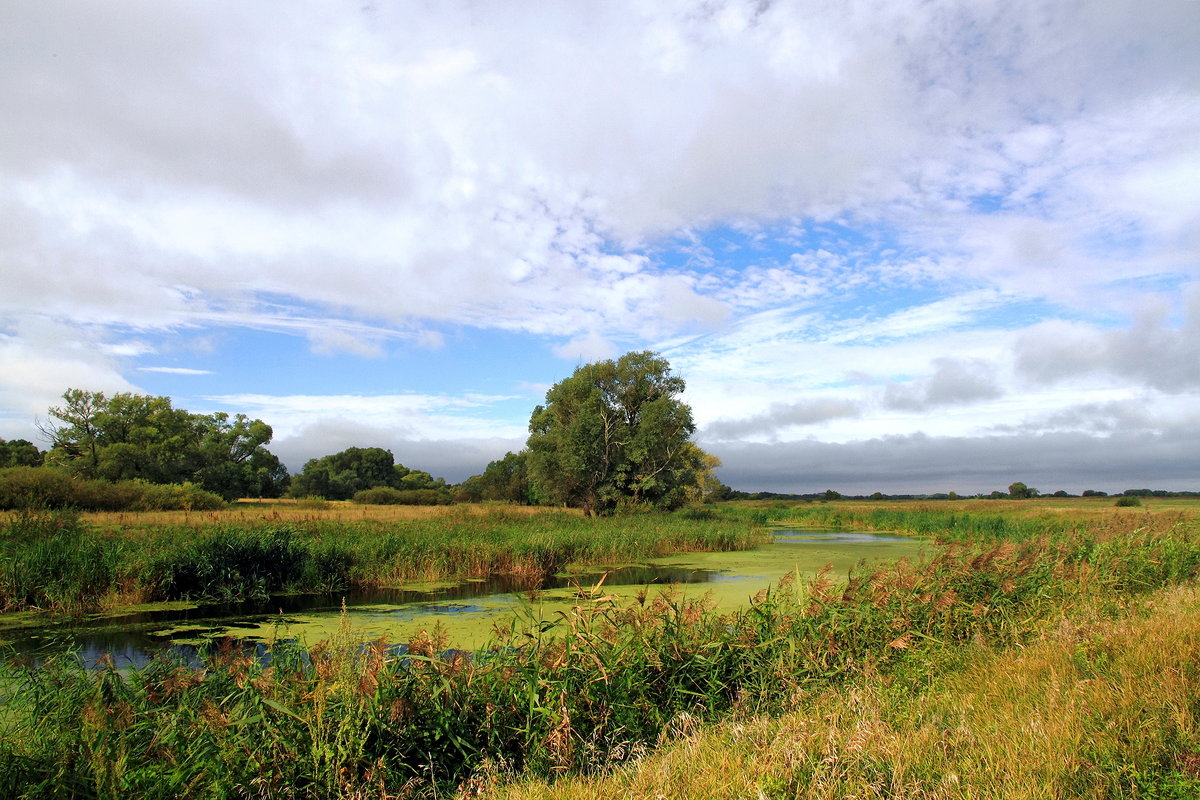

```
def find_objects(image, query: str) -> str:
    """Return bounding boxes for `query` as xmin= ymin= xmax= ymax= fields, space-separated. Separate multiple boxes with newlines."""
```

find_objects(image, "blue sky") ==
xmin=1 ymin=0 xmax=1198 ymax=494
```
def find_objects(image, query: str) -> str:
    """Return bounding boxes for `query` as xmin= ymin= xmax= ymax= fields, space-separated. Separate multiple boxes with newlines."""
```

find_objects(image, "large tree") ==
xmin=526 ymin=351 xmax=707 ymax=515
xmin=41 ymin=389 xmax=288 ymax=500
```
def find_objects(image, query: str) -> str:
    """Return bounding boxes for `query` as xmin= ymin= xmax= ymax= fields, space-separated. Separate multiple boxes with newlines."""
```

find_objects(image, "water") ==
xmin=0 ymin=529 xmax=925 ymax=667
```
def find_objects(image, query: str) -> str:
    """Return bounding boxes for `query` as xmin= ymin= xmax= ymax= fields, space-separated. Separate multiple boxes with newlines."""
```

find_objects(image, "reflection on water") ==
xmin=0 ymin=529 xmax=922 ymax=667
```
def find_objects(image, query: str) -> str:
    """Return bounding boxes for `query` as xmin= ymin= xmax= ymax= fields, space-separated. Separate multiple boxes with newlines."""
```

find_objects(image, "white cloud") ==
xmin=206 ymin=392 xmax=526 ymax=444
xmin=1 ymin=0 xmax=1198 ymax=490
xmin=137 ymin=367 xmax=213 ymax=375
xmin=882 ymin=358 xmax=1004 ymax=411
xmin=551 ymin=332 xmax=618 ymax=362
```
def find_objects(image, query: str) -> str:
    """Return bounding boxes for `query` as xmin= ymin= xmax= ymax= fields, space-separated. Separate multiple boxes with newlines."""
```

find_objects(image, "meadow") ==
xmin=1 ymin=498 xmax=1198 ymax=798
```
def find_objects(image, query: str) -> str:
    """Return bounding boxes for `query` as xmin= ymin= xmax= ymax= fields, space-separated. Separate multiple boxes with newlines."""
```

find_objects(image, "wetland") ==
xmin=1 ymin=529 xmax=925 ymax=665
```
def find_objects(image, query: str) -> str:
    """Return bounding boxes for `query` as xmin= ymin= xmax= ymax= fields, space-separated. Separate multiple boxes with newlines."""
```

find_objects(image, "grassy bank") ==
xmin=0 ymin=504 xmax=766 ymax=613
xmin=1 ymin=503 xmax=1198 ymax=797
xmin=487 ymin=580 xmax=1200 ymax=799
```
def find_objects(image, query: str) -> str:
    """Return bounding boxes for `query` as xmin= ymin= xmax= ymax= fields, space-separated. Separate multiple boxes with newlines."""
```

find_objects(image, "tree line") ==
xmin=1 ymin=351 xmax=724 ymax=514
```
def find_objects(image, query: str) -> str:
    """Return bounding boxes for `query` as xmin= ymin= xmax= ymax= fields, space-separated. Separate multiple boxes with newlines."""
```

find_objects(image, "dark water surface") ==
xmin=0 ymin=529 xmax=924 ymax=667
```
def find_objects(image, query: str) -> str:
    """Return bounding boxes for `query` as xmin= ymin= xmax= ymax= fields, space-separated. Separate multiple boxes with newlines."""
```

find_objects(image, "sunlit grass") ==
xmin=74 ymin=498 xmax=571 ymax=532
xmin=3 ymin=500 xmax=1200 ymax=797
xmin=484 ymin=582 xmax=1200 ymax=800
xmin=0 ymin=504 xmax=766 ymax=612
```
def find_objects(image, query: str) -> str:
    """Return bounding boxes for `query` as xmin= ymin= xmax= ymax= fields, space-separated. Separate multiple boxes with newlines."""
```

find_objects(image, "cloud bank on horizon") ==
xmin=1 ymin=0 xmax=1197 ymax=494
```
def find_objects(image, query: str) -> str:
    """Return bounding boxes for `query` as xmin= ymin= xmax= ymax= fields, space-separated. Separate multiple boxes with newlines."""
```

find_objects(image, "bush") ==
xmin=352 ymin=486 xmax=450 ymax=505
xmin=0 ymin=466 xmax=75 ymax=509
xmin=133 ymin=482 xmax=226 ymax=511
xmin=1115 ymin=496 xmax=1143 ymax=507
xmin=0 ymin=468 xmax=225 ymax=511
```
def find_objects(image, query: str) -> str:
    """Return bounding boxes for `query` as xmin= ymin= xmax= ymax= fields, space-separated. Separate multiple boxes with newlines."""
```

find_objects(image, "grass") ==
xmin=0 ymin=503 xmax=768 ymax=613
xmin=484 ymin=581 xmax=1200 ymax=799
xmin=2 ymin=501 xmax=1199 ymax=797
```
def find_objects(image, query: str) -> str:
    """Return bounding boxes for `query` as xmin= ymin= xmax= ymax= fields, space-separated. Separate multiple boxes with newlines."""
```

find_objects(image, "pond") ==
xmin=0 ymin=529 xmax=925 ymax=667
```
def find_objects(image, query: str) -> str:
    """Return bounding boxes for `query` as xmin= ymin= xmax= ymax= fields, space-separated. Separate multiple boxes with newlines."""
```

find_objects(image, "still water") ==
xmin=0 ymin=530 xmax=925 ymax=666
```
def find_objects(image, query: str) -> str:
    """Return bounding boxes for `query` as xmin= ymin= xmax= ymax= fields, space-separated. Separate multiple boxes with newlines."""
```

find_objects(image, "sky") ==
xmin=1 ymin=0 xmax=1198 ymax=495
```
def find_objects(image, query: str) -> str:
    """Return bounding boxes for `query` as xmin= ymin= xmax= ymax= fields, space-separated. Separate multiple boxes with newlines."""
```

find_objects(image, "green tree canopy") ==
xmin=289 ymin=446 xmax=447 ymax=501
xmin=0 ymin=438 xmax=43 ymax=468
xmin=1008 ymin=481 xmax=1038 ymax=499
xmin=526 ymin=351 xmax=708 ymax=515
xmin=458 ymin=451 xmax=536 ymax=504
xmin=41 ymin=389 xmax=288 ymax=500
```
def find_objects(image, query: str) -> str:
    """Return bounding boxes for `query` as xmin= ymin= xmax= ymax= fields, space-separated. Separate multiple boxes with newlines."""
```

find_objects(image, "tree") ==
xmin=526 ymin=351 xmax=708 ymax=515
xmin=289 ymin=447 xmax=447 ymax=501
xmin=40 ymin=389 xmax=286 ymax=499
xmin=289 ymin=446 xmax=397 ymax=500
xmin=460 ymin=451 xmax=536 ymax=504
xmin=0 ymin=438 xmax=42 ymax=468
xmin=1008 ymin=481 xmax=1038 ymax=499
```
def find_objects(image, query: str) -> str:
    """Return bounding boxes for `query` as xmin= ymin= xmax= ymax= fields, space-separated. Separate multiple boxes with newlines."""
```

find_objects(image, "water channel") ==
xmin=0 ymin=530 xmax=926 ymax=667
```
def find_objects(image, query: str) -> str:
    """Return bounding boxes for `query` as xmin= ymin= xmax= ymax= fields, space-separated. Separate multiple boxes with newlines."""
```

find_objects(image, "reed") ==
xmin=2 ymin=504 xmax=1197 ymax=797
xmin=0 ymin=505 xmax=767 ymax=612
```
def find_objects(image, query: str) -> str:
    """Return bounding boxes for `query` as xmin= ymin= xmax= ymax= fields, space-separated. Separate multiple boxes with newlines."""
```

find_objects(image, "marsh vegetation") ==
xmin=1 ymin=499 xmax=1198 ymax=798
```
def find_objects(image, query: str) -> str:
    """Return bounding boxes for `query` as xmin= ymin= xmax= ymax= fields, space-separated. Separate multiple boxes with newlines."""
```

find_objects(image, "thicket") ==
xmin=1 ymin=506 xmax=1197 ymax=797
xmin=0 ymin=466 xmax=226 ymax=512
xmin=351 ymin=486 xmax=451 ymax=506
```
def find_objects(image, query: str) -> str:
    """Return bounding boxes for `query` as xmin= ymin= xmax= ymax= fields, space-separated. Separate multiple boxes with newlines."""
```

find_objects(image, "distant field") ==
xmin=72 ymin=498 xmax=570 ymax=532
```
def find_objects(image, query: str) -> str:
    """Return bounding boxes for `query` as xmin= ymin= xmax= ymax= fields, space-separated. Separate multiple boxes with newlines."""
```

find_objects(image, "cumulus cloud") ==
xmin=0 ymin=320 xmax=138 ymax=438
xmin=1 ymin=0 xmax=1198 ymax=491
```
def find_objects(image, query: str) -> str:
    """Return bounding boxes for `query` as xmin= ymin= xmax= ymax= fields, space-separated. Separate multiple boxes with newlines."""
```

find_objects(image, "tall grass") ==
xmin=489 ymin=582 xmax=1200 ymax=800
xmin=2 ymin=505 xmax=1198 ymax=797
xmin=0 ymin=505 xmax=766 ymax=612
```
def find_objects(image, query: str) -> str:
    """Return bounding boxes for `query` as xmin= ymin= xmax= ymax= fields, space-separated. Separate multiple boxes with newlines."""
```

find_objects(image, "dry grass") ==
xmin=475 ymin=582 xmax=1200 ymax=800
xmin=68 ymin=499 xmax=570 ymax=531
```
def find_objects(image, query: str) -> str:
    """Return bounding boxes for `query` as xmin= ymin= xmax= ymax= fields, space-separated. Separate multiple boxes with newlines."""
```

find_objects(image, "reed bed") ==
xmin=0 ymin=505 xmax=765 ymax=613
xmin=2 ymin=505 xmax=1198 ymax=797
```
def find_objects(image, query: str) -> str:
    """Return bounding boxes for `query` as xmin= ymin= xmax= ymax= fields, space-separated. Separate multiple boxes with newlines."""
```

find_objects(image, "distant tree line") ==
xmin=1 ymin=389 xmax=293 ymax=510
xmin=720 ymin=485 xmax=1200 ymax=502
xmin=7 ymin=379 xmax=1194 ymax=513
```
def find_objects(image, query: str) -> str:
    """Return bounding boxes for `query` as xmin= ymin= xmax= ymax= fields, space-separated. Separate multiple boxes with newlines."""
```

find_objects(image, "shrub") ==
xmin=352 ymin=487 xmax=450 ymax=505
xmin=1115 ymin=496 xmax=1143 ymax=507
xmin=0 ymin=466 xmax=77 ymax=509
xmin=72 ymin=479 xmax=146 ymax=511
xmin=133 ymin=482 xmax=226 ymax=511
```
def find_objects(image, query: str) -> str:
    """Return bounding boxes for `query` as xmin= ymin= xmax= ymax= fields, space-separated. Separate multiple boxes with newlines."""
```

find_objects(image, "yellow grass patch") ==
xmin=474 ymin=582 xmax=1200 ymax=800
xmin=65 ymin=499 xmax=571 ymax=531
